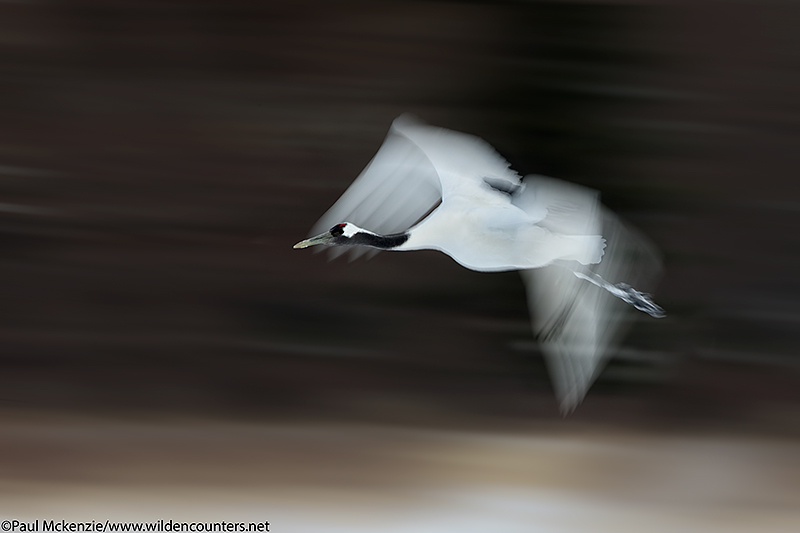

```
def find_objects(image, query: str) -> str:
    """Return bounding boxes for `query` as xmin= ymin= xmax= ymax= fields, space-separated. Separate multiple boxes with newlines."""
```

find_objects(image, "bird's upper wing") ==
xmin=390 ymin=115 xmax=521 ymax=202
xmin=515 ymin=175 xmax=662 ymax=414
xmin=309 ymin=115 xmax=521 ymax=259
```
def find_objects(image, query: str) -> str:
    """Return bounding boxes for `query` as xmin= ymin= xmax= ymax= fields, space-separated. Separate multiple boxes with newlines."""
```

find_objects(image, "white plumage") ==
xmin=295 ymin=115 xmax=664 ymax=413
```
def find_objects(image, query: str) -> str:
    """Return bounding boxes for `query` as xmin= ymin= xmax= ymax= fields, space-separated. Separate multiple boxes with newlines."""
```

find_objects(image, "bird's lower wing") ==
xmin=518 ymin=179 xmax=663 ymax=413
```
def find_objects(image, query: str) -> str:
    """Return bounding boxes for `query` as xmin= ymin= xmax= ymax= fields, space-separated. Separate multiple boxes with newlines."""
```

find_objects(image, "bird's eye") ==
xmin=330 ymin=224 xmax=345 ymax=237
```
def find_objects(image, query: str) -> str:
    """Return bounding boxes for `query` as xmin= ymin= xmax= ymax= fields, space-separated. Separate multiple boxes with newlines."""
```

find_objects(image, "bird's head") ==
xmin=293 ymin=222 xmax=363 ymax=249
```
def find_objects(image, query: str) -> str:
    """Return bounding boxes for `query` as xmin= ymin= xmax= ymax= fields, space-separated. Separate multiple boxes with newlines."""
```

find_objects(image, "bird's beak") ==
xmin=293 ymin=231 xmax=333 ymax=249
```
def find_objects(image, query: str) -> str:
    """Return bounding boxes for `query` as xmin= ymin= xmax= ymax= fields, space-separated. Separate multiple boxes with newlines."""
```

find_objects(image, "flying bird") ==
xmin=294 ymin=115 xmax=664 ymax=413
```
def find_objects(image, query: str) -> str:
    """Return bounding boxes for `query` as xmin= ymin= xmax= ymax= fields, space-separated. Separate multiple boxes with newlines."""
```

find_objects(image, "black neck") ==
xmin=349 ymin=231 xmax=409 ymax=250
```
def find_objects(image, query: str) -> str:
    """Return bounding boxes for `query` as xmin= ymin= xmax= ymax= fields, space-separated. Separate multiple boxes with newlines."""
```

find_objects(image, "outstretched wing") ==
xmin=390 ymin=115 xmax=521 ymax=201
xmin=309 ymin=115 xmax=521 ymax=259
xmin=516 ymin=175 xmax=662 ymax=414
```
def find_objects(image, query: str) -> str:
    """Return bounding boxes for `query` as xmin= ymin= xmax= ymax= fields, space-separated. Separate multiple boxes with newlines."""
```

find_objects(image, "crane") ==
xmin=294 ymin=115 xmax=664 ymax=413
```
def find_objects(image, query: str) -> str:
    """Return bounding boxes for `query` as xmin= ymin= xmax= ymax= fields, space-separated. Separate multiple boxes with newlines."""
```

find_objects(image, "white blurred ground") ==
xmin=1 ymin=415 xmax=798 ymax=532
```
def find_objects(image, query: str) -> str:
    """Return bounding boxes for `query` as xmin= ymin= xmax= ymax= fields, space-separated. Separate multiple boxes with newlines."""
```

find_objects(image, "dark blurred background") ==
xmin=0 ymin=0 xmax=799 ymax=525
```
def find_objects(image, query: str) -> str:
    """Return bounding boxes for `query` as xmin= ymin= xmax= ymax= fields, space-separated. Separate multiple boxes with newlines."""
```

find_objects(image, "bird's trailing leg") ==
xmin=572 ymin=269 xmax=665 ymax=318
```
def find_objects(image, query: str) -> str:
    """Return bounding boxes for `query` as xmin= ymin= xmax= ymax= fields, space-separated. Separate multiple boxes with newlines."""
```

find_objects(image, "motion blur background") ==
xmin=0 ymin=0 xmax=799 ymax=530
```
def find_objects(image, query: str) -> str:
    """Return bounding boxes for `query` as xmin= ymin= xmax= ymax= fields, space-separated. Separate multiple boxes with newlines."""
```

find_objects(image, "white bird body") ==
xmin=295 ymin=115 xmax=664 ymax=413
xmin=399 ymin=197 xmax=605 ymax=272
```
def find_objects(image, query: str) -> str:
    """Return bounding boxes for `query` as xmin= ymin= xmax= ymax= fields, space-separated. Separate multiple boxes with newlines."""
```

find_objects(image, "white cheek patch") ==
xmin=342 ymin=223 xmax=363 ymax=238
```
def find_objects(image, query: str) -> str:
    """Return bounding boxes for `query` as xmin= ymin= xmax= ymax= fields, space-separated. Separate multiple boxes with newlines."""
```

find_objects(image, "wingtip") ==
xmin=557 ymin=393 xmax=583 ymax=417
xmin=391 ymin=113 xmax=426 ymax=132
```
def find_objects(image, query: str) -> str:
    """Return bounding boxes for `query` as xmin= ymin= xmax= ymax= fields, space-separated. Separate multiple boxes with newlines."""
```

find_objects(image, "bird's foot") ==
xmin=614 ymin=283 xmax=666 ymax=318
